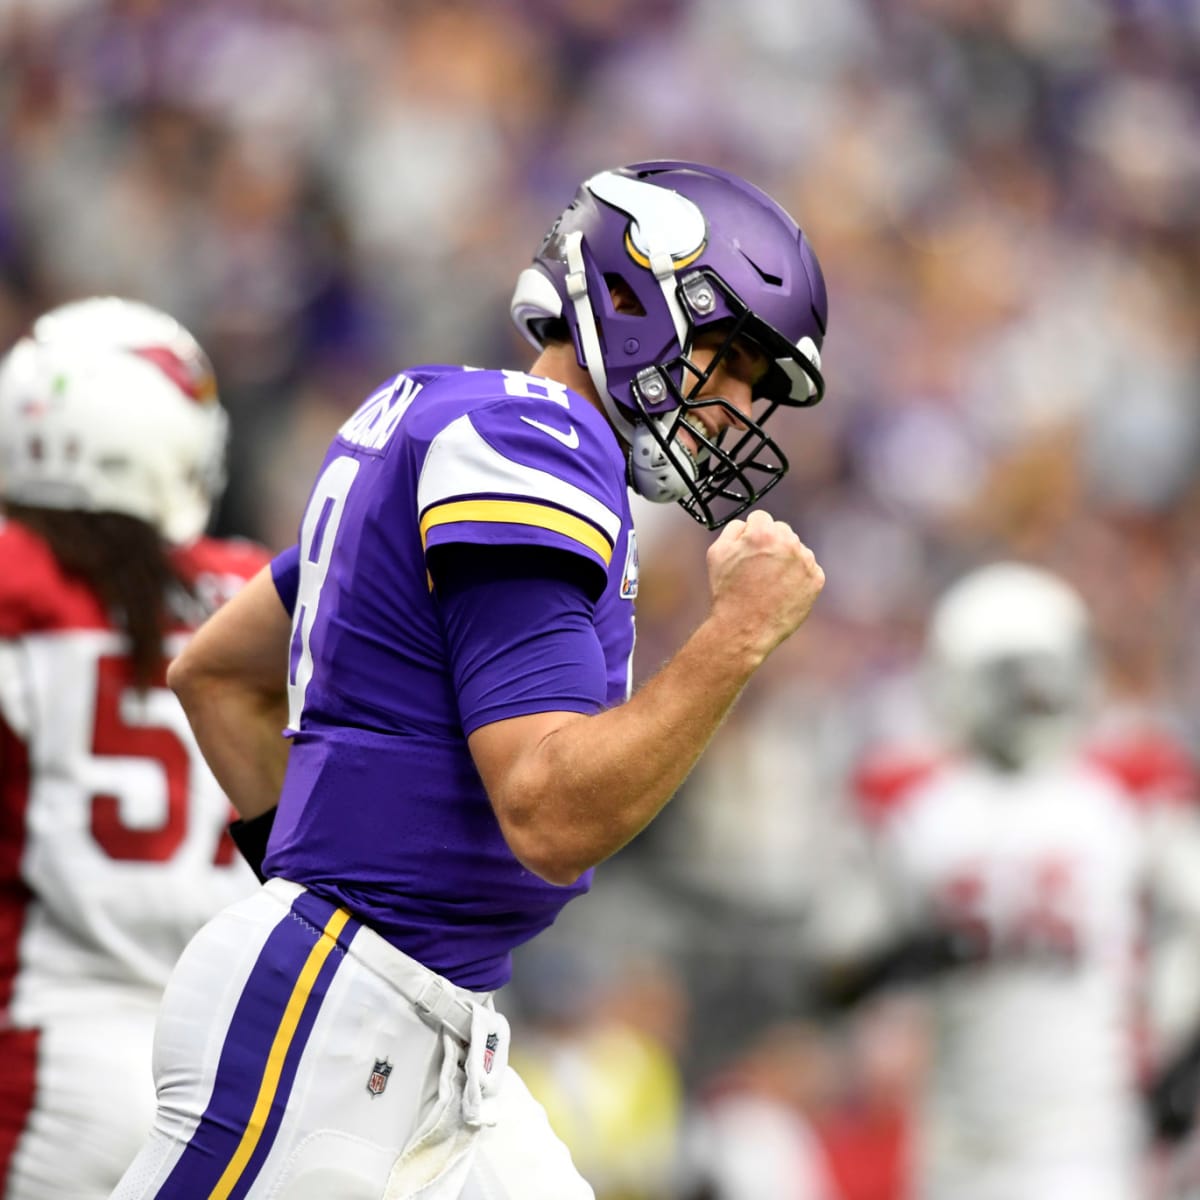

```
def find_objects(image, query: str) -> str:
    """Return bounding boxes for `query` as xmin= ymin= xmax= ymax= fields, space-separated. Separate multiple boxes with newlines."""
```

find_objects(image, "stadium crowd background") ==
xmin=2 ymin=1 xmax=1199 ymax=1195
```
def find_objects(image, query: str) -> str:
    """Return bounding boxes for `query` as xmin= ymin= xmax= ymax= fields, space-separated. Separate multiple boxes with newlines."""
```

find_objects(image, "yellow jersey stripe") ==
xmin=420 ymin=499 xmax=615 ymax=565
xmin=207 ymin=907 xmax=352 ymax=1200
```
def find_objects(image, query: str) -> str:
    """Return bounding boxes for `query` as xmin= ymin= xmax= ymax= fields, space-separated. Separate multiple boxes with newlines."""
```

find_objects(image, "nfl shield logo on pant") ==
xmin=367 ymin=1058 xmax=392 ymax=1097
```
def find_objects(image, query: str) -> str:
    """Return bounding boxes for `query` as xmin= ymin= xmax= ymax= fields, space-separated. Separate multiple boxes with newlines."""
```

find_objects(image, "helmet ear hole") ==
xmin=604 ymin=275 xmax=645 ymax=316
xmin=529 ymin=316 xmax=570 ymax=345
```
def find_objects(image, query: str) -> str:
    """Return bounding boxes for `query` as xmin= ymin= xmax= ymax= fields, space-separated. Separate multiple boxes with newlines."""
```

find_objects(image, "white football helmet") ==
xmin=0 ymin=297 xmax=228 ymax=545
xmin=925 ymin=562 xmax=1095 ymax=768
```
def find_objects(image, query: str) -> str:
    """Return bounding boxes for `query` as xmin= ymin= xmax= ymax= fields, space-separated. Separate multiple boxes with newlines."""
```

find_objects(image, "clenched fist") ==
xmin=706 ymin=509 xmax=825 ymax=664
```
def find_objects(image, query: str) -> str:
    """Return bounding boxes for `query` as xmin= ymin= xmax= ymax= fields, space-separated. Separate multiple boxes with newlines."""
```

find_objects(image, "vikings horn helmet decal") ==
xmin=511 ymin=161 xmax=828 ymax=528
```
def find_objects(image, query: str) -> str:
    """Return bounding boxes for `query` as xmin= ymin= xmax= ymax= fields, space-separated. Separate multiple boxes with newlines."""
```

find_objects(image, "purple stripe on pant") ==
xmin=155 ymin=890 xmax=360 ymax=1198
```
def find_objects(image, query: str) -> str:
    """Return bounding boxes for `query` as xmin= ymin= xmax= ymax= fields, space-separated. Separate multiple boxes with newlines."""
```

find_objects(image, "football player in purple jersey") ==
xmin=111 ymin=162 xmax=829 ymax=1199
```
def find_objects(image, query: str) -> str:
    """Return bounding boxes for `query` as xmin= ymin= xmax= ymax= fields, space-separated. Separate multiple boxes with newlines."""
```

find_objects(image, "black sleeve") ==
xmin=427 ymin=542 xmax=607 ymax=605
xmin=1146 ymin=1026 xmax=1200 ymax=1144
xmin=228 ymin=806 xmax=277 ymax=884
xmin=809 ymin=925 xmax=988 ymax=1013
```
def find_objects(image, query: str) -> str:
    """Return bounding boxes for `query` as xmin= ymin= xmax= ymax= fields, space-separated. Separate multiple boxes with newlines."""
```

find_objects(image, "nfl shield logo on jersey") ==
xmin=620 ymin=530 xmax=639 ymax=599
xmin=367 ymin=1057 xmax=393 ymax=1097
xmin=483 ymin=1032 xmax=499 ymax=1074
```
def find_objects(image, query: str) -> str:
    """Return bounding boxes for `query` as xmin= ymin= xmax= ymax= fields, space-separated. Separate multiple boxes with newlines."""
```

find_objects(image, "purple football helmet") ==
xmin=511 ymin=161 xmax=828 ymax=528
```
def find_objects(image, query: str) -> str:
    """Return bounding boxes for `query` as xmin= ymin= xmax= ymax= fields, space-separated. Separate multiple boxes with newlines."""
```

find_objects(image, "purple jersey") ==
xmin=263 ymin=366 xmax=637 ymax=989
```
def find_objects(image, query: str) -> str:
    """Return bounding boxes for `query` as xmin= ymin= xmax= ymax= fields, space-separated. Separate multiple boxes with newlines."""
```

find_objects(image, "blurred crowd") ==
xmin=3 ymin=0 xmax=1200 ymax=1196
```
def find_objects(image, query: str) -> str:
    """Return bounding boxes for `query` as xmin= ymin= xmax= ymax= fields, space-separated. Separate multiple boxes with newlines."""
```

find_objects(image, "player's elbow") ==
xmin=166 ymin=642 xmax=232 ymax=721
xmin=494 ymin=805 xmax=591 ymax=887
xmin=166 ymin=645 xmax=202 ymax=705
xmin=515 ymin=847 xmax=590 ymax=889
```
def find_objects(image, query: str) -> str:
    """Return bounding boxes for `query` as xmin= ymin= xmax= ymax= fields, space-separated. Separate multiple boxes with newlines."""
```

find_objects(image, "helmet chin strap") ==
xmin=564 ymin=231 xmax=635 ymax=444
xmin=563 ymin=230 xmax=697 ymax=504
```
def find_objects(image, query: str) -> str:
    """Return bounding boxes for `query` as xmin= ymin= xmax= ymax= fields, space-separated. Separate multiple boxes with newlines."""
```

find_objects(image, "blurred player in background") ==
xmin=812 ymin=562 xmax=1200 ymax=1200
xmin=112 ymin=160 xmax=829 ymax=1199
xmin=677 ymin=1019 xmax=841 ymax=1200
xmin=0 ymin=299 xmax=267 ymax=1200
xmin=507 ymin=948 xmax=688 ymax=1199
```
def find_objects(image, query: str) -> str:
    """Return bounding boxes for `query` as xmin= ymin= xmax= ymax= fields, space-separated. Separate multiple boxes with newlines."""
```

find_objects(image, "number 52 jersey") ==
xmin=0 ymin=523 xmax=267 ymax=1023
xmin=264 ymin=365 xmax=638 ymax=993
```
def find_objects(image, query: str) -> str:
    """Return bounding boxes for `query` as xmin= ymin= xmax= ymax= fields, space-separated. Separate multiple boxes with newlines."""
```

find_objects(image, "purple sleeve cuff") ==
xmin=438 ymin=570 xmax=607 ymax=734
xmin=271 ymin=545 xmax=300 ymax=616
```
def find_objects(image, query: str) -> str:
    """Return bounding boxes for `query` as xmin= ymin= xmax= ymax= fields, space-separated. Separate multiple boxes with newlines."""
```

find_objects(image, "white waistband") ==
xmin=263 ymin=878 xmax=486 ymax=1046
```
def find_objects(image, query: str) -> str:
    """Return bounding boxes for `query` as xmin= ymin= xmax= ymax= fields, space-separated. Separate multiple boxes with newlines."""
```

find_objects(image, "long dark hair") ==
xmin=6 ymin=504 xmax=180 ymax=690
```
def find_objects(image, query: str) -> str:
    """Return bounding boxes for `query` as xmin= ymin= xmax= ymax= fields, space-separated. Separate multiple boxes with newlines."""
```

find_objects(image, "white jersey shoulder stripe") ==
xmin=416 ymin=413 xmax=622 ymax=545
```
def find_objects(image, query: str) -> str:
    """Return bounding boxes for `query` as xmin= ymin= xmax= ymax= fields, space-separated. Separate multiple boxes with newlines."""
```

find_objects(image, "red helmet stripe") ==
xmin=130 ymin=345 xmax=215 ymax=404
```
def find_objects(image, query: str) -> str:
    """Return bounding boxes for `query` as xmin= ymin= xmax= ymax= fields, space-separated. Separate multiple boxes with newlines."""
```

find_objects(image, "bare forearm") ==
xmin=166 ymin=565 xmax=294 ymax=820
xmin=473 ymin=510 xmax=825 ymax=886
xmin=177 ymin=680 xmax=289 ymax=819
xmin=486 ymin=616 xmax=763 ymax=882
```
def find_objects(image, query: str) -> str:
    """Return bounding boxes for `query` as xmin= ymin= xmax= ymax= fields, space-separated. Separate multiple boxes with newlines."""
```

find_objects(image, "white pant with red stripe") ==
xmin=2 ymin=1001 xmax=159 ymax=1200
